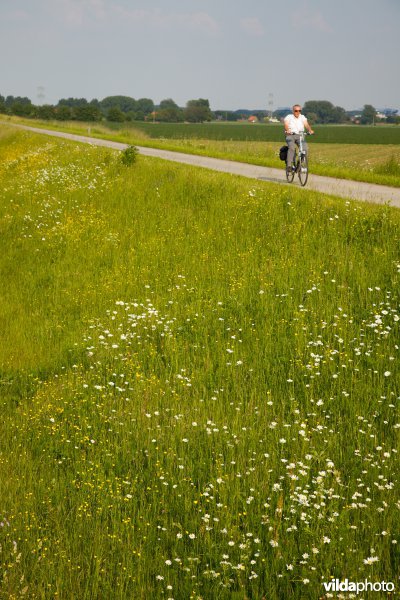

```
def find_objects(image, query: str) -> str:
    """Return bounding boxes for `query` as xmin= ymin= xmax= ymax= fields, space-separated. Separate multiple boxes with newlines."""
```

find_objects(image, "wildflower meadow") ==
xmin=0 ymin=125 xmax=399 ymax=599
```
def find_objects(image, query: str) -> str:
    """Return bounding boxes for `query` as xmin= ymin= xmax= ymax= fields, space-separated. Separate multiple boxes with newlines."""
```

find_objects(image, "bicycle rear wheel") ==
xmin=286 ymin=163 xmax=295 ymax=183
xmin=298 ymin=154 xmax=308 ymax=186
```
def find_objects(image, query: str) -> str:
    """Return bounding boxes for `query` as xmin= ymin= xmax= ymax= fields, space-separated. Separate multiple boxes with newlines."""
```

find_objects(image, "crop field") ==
xmin=124 ymin=121 xmax=400 ymax=145
xmin=1 ymin=125 xmax=399 ymax=599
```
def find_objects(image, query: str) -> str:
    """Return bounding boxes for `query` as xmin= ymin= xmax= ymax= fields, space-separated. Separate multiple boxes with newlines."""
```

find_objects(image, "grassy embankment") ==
xmin=3 ymin=115 xmax=400 ymax=187
xmin=0 ymin=125 xmax=399 ymax=599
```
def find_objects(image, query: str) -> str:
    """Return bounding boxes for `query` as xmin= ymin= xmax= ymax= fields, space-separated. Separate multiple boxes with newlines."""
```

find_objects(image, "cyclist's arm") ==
xmin=303 ymin=117 xmax=314 ymax=134
xmin=284 ymin=116 xmax=292 ymax=135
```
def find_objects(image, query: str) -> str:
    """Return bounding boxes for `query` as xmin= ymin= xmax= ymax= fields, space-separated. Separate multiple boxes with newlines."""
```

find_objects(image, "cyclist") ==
xmin=284 ymin=105 xmax=314 ymax=175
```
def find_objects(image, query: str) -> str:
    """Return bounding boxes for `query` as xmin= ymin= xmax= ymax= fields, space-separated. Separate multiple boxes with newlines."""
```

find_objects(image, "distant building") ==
xmin=248 ymin=115 xmax=258 ymax=123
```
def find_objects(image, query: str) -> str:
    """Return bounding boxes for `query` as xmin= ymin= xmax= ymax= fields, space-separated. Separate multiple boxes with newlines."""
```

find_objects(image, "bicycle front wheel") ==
xmin=298 ymin=154 xmax=308 ymax=187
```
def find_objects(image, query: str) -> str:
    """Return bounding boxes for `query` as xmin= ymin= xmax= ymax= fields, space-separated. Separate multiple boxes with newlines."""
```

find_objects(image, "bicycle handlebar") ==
xmin=286 ymin=131 xmax=314 ymax=136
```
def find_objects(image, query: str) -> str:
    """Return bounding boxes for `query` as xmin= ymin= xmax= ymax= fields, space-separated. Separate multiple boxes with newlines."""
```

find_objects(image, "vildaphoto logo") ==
xmin=323 ymin=579 xmax=395 ymax=594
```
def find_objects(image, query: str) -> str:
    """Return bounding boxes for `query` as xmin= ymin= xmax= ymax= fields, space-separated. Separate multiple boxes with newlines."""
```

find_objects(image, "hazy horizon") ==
xmin=1 ymin=0 xmax=399 ymax=112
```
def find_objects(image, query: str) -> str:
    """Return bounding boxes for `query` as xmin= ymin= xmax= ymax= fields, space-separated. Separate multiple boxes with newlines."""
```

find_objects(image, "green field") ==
xmin=5 ymin=116 xmax=400 ymax=188
xmin=1 ymin=125 xmax=399 ymax=599
xmin=124 ymin=121 xmax=400 ymax=145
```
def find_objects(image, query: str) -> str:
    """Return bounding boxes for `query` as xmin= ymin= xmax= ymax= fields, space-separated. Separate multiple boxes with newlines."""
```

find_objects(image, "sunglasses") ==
xmin=294 ymin=109 xmax=302 ymax=113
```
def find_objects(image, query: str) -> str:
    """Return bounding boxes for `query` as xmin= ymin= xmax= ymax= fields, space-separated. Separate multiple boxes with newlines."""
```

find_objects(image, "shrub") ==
xmin=120 ymin=145 xmax=138 ymax=166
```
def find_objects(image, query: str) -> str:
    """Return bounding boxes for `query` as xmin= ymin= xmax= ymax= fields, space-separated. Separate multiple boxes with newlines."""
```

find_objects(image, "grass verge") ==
xmin=0 ymin=126 xmax=399 ymax=599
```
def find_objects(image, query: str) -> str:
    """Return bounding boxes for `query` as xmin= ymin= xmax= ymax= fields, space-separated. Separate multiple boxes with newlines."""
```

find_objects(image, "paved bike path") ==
xmin=7 ymin=123 xmax=400 ymax=208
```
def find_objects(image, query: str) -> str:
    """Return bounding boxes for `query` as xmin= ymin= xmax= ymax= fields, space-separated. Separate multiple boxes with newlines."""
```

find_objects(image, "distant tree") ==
xmin=36 ymin=104 xmax=56 ymax=120
xmin=333 ymin=106 xmax=348 ymax=123
xmin=10 ymin=101 xmax=34 ymax=117
xmin=0 ymin=95 xmax=6 ymax=113
xmin=214 ymin=110 xmax=239 ymax=121
xmin=100 ymin=95 xmax=137 ymax=113
xmin=232 ymin=110 xmax=248 ymax=121
xmin=58 ymin=97 xmax=88 ymax=108
xmin=136 ymin=98 xmax=154 ymax=116
xmin=184 ymin=99 xmax=212 ymax=123
xmin=157 ymin=108 xmax=184 ymax=122
xmin=253 ymin=110 xmax=267 ymax=121
xmin=156 ymin=99 xmax=184 ymax=122
xmin=55 ymin=105 xmax=73 ymax=121
xmin=159 ymin=98 xmax=179 ymax=110
xmin=386 ymin=114 xmax=400 ymax=125
xmin=74 ymin=104 xmax=102 ymax=121
xmin=360 ymin=104 xmax=377 ymax=125
xmin=125 ymin=111 xmax=137 ymax=122
xmin=273 ymin=108 xmax=290 ymax=120
xmin=106 ymin=107 xmax=125 ymax=122
xmin=131 ymin=110 xmax=144 ymax=121
xmin=304 ymin=112 xmax=319 ymax=124
xmin=6 ymin=95 xmax=32 ymax=108
xmin=303 ymin=100 xmax=347 ymax=123
xmin=382 ymin=108 xmax=398 ymax=117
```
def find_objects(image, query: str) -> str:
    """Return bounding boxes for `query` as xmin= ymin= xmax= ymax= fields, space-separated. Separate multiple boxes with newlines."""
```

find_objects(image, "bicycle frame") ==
xmin=297 ymin=132 xmax=307 ymax=158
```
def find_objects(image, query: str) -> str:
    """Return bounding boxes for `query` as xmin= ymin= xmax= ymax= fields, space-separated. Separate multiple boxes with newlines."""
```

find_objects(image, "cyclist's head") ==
xmin=292 ymin=105 xmax=302 ymax=114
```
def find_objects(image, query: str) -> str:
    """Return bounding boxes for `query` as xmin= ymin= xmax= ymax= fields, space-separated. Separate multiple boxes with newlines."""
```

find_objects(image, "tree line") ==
xmin=0 ymin=94 xmax=398 ymax=125
xmin=276 ymin=101 xmax=399 ymax=125
xmin=0 ymin=94 xmax=213 ymax=123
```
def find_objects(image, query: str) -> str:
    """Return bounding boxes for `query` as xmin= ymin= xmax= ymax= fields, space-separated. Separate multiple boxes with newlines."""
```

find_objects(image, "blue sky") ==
xmin=1 ymin=0 xmax=399 ymax=111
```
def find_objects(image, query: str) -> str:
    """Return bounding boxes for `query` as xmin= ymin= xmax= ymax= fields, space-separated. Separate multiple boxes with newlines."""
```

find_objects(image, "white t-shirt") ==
xmin=284 ymin=113 xmax=308 ymax=134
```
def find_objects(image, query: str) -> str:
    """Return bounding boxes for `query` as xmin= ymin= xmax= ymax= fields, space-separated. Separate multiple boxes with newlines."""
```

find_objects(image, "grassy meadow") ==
xmin=4 ymin=116 xmax=400 ymax=188
xmin=1 ymin=124 xmax=400 ymax=599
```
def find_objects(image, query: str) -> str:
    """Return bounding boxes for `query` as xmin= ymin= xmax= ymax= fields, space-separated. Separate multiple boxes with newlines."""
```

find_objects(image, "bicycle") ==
xmin=285 ymin=132 xmax=313 ymax=187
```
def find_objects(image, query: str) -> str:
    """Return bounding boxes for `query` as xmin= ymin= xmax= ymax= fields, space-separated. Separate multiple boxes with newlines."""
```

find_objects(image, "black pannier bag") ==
xmin=279 ymin=145 xmax=288 ymax=161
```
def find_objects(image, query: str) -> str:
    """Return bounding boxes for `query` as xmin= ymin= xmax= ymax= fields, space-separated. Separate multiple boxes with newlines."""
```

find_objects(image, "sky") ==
xmin=0 ymin=0 xmax=399 ymax=111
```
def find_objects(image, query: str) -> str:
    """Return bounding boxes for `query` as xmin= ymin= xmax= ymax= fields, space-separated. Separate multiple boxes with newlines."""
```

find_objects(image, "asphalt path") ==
xmin=6 ymin=123 xmax=400 ymax=208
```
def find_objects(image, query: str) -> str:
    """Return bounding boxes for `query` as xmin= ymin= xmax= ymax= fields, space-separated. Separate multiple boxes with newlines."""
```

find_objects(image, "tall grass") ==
xmin=374 ymin=155 xmax=400 ymax=177
xmin=1 ymin=126 xmax=399 ymax=599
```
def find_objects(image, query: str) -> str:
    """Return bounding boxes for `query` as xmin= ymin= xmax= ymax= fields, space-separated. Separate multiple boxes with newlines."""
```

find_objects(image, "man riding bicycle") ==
xmin=284 ymin=105 xmax=314 ymax=175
